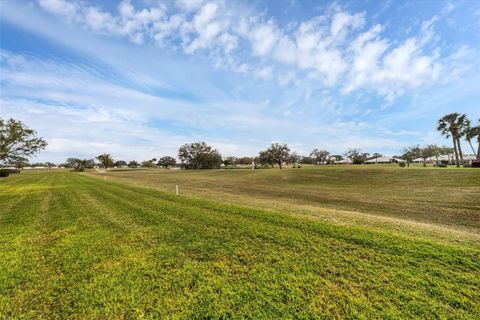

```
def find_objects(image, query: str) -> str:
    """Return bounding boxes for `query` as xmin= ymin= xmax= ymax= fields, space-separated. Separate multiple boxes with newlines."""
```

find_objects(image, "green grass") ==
xmin=89 ymin=166 xmax=480 ymax=245
xmin=1 ymin=169 xmax=479 ymax=319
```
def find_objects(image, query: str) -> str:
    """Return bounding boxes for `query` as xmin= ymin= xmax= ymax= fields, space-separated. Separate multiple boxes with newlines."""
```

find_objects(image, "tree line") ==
xmin=1 ymin=113 xmax=479 ymax=172
xmin=55 ymin=143 xmax=454 ymax=171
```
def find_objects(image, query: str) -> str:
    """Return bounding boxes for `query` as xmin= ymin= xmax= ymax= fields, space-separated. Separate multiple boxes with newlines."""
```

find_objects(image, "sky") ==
xmin=0 ymin=0 xmax=479 ymax=163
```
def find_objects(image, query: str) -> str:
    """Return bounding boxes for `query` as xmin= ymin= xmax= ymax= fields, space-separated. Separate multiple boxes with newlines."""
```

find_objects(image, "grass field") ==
xmin=88 ymin=165 xmax=480 ymax=246
xmin=1 ymin=168 xmax=480 ymax=318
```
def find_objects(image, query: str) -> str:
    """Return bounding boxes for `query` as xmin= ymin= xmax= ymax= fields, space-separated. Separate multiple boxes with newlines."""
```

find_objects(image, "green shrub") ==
xmin=0 ymin=171 xmax=10 ymax=177
xmin=0 ymin=168 xmax=20 ymax=176
xmin=398 ymin=162 xmax=406 ymax=167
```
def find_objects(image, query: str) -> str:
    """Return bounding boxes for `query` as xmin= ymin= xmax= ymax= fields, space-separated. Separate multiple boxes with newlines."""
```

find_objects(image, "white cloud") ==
xmin=39 ymin=0 xmax=167 ymax=44
xmin=248 ymin=20 xmax=280 ymax=56
xmin=34 ymin=0 xmax=467 ymax=103
xmin=0 ymin=50 xmax=298 ymax=161
xmin=38 ymin=0 xmax=79 ymax=21
xmin=175 ymin=0 xmax=204 ymax=12
xmin=330 ymin=11 xmax=365 ymax=39
xmin=419 ymin=15 xmax=439 ymax=46
xmin=343 ymin=17 xmax=448 ymax=102
xmin=441 ymin=45 xmax=476 ymax=81
xmin=184 ymin=2 xmax=224 ymax=53
xmin=2 ymin=0 xmax=479 ymax=164
xmin=254 ymin=66 xmax=273 ymax=79
xmin=274 ymin=36 xmax=297 ymax=64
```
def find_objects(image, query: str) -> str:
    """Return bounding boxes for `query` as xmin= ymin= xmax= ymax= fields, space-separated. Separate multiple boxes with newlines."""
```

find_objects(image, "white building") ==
xmin=364 ymin=156 xmax=405 ymax=164
xmin=336 ymin=158 xmax=353 ymax=164
xmin=412 ymin=154 xmax=476 ymax=164
xmin=463 ymin=155 xmax=477 ymax=164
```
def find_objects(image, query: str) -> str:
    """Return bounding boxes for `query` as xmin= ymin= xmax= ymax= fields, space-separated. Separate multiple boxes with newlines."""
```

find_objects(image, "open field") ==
xmin=88 ymin=165 xmax=480 ymax=246
xmin=1 ymin=168 xmax=480 ymax=318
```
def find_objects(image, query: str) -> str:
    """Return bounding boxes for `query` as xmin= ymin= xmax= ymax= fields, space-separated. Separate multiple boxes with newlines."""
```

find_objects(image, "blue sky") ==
xmin=0 ymin=0 xmax=479 ymax=162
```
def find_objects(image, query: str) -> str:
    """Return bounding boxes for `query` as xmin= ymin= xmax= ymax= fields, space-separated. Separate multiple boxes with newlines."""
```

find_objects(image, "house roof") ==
xmin=413 ymin=154 xmax=458 ymax=162
xmin=364 ymin=156 xmax=406 ymax=163
xmin=365 ymin=156 xmax=394 ymax=163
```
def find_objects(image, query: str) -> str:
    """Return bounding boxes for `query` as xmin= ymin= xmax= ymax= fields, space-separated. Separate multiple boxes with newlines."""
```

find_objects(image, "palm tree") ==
xmin=464 ymin=119 xmax=480 ymax=161
xmin=461 ymin=119 xmax=480 ymax=160
xmin=437 ymin=113 xmax=467 ymax=167
xmin=456 ymin=114 xmax=469 ymax=164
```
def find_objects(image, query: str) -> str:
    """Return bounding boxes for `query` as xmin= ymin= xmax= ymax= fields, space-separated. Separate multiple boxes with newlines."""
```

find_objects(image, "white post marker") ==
xmin=104 ymin=175 xmax=106 ymax=181
xmin=176 ymin=184 xmax=179 ymax=195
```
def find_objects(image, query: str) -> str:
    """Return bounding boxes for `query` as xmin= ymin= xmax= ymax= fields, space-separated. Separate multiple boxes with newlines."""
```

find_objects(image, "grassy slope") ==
xmin=1 ymin=171 xmax=479 ymax=319
xmin=88 ymin=166 xmax=480 ymax=246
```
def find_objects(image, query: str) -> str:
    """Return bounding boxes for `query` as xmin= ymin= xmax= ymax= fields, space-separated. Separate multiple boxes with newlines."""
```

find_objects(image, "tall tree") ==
xmin=0 ymin=117 xmax=47 ymax=165
xmin=473 ymin=121 xmax=480 ymax=161
xmin=400 ymin=145 xmax=421 ymax=167
xmin=464 ymin=118 xmax=480 ymax=160
xmin=431 ymin=145 xmax=441 ymax=164
xmin=437 ymin=113 xmax=467 ymax=167
xmin=114 ymin=160 xmax=127 ymax=167
xmin=344 ymin=148 xmax=369 ymax=164
xmin=456 ymin=114 xmax=470 ymax=163
xmin=289 ymin=152 xmax=301 ymax=165
xmin=310 ymin=149 xmax=330 ymax=164
xmin=65 ymin=158 xmax=95 ymax=171
xmin=158 ymin=156 xmax=177 ymax=168
xmin=300 ymin=156 xmax=314 ymax=164
xmin=141 ymin=159 xmax=156 ymax=168
xmin=258 ymin=143 xmax=290 ymax=169
xmin=178 ymin=142 xmax=222 ymax=169
xmin=331 ymin=155 xmax=344 ymax=163
xmin=419 ymin=145 xmax=438 ymax=167
xmin=96 ymin=153 xmax=114 ymax=169
xmin=258 ymin=150 xmax=274 ymax=167
xmin=128 ymin=160 xmax=139 ymax=168
xmin=238 ymin=157 xmax=253 ymax=165
xmin=222 ymin=156 xmax=238 ymax=167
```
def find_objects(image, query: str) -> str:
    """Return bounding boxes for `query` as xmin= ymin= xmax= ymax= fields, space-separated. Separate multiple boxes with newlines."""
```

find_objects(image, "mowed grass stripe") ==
xmin=75 ymin=173 xmax=479 ymax=260
xmin=1 ymin=171 xmax=479 ymax=319
xmin=35 ymin=172 xmax=480 ymax=316
xmin=90 ymin=166 xmax=480 ymax=230
xmin=1 ymin=173 xmax=141 ymax=317
xmin=75 ymin=174 xmax=480 ymax=318
xmin=0 ymin=173 xmax=62 ymax=316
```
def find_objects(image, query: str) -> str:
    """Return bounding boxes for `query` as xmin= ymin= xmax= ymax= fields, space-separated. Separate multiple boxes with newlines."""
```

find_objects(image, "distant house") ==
xmin=463 ymin=155 xmax=477 ymax=164
xmin=413 ymin=157 xmax=435 ymax=164
xmin=411 ymin=154 xmax=477 ymax=165
xmin=1 ymin=165 xmax=18 ymax=170
xmin=364 ymin=156 xmax=404 ymax=164
xmin=336 ymin=158 xmax=353 ymax=164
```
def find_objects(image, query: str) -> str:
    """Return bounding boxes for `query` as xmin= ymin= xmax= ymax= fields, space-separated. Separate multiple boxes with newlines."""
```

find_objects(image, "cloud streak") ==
xmin=36 ymin=0 xmax=472 ymax=101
